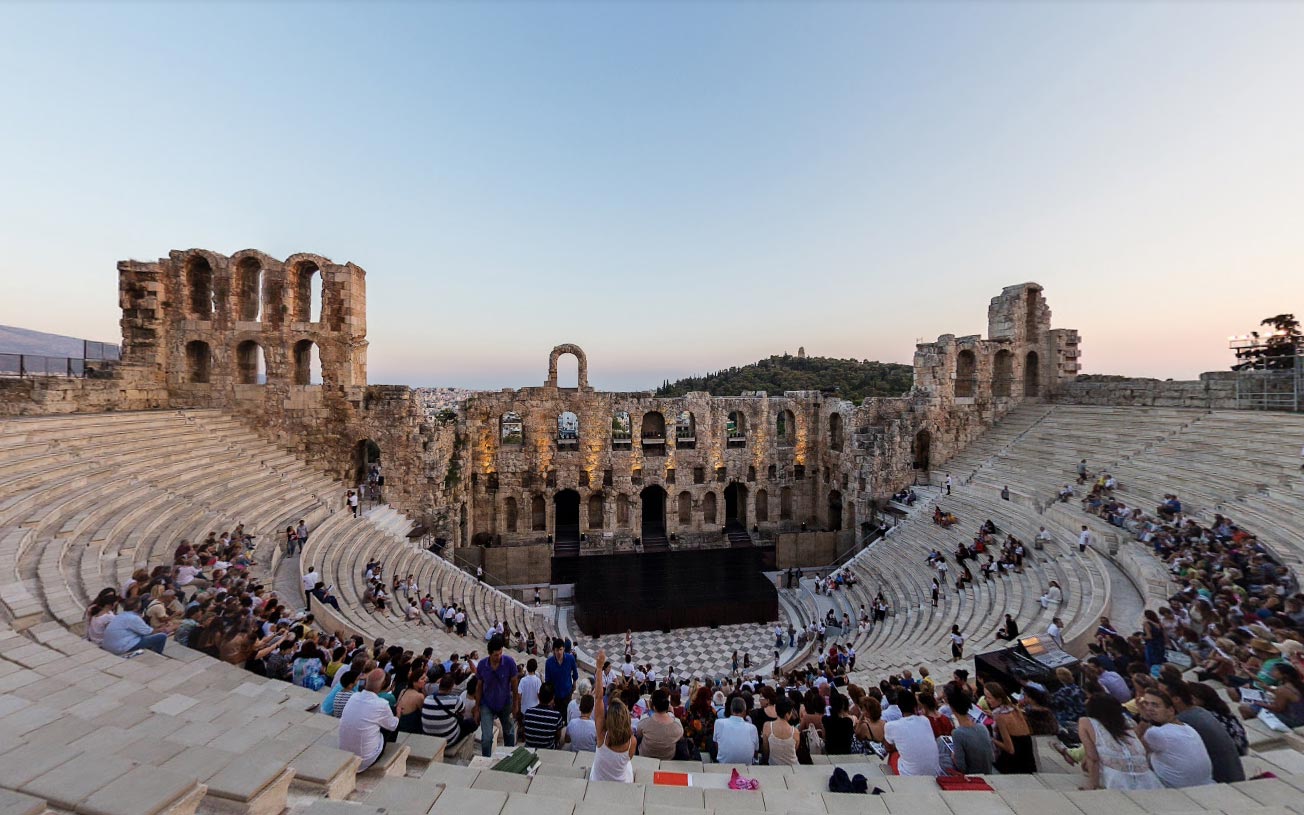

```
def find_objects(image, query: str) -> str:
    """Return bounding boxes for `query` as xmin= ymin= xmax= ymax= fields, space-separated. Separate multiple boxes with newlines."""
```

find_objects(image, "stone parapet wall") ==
xmin=1050 ymin=372 xmax=1239 ymax=410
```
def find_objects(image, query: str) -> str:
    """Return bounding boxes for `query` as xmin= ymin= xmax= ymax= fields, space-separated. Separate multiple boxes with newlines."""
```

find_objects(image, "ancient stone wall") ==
xmin=1051 ymin=372 xmax=1239 ymax=410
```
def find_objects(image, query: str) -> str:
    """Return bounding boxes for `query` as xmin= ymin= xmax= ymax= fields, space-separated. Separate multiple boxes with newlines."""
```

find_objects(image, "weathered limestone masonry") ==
xmin=1051 ymin=373 xmax=1239 ymax=409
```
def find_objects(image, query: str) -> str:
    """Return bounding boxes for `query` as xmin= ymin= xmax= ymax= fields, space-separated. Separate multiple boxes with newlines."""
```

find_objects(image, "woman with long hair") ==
xmin=984 ymin=682 xmax=1036 ymax=774
xmin=1077 ymin=693 xmax=1160 ymax=790
xmin=588 ymin=649 xmax=635 ymax=782
xmin=1142 ymin=609 xmax=1167 ymax=669
xmin=1186 ymin=682 xmax=1247 ymax=755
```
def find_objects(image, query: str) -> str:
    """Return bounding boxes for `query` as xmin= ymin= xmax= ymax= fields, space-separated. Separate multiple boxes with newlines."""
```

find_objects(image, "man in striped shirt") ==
xmin=422 ymin=672 xmax=471 ymax=751
xmin=522 ymin=682 xmax=565 ymax=749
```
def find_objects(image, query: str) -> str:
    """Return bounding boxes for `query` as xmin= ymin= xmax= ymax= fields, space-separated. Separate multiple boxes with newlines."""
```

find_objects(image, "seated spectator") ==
xmin=714 ymin=696 xmax=760 ymax=765
xmin=942 ymin=685 xmax=993 ymax=775
xmin=332 ymin=670 xmax=360 ymax=717
xmin=1161 ymin=679 xmax=1244 ymax=783
xmin=763 ymin=698 xmax=801 ymax=766
xmin=523 ymin=682 xmax=566 ymax=749
xmin=994 ymin=614 xmax=1020 ymax=641
xmin=422 ymin=671 xmax=475 ymax=751
xmin=1040 ymin=581 xmax=1063 ymax=609
xmin=986 ymin=682 xmax=1036 ymax=774
xmin=1185 ymin=683 xmax=1247 ymax=756
xmin=1137 ymin=689 xmax=1213 ymax=787
xmin=637 ymin=688 xmax=684 ymax=759
xmin=1077 ymin=693 xmax=1161 ymax=790
xmin=1051 ymin=668 xmax=1087 ymax=735
xmin=100 ymin=596 xmax=171 ymax=655
xmin=884 ymin=689 xmax=940 ymax=776
xmin=822 ymin=690 xmax=856 ymax=755
xmin=339 ymin=669 xmax=399 ymax=771
xmin=567 ymin=694 xmax=598 ymax=752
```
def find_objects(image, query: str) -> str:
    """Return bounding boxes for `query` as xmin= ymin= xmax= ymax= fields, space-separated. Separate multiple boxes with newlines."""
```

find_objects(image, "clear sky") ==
xmin=1 ymin=1 xmax=1301 ymax=390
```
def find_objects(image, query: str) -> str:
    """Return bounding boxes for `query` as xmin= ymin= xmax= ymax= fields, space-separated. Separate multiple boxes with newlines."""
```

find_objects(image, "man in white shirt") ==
xmin=518 ymin=658 xmax=542 ymax=713
xmin=302 ymin=566 xmax=320 ymax=608
xmin=883 ymin=690 xmax=940 ymax=776
xmin=712 ymin=697 xmax=759 ymax=764
xmin=1078 ymin=525 xmax=1093 ymax=554
xmin=1046 ymin=617 xmax=1064 ymax=649
xmin=339 ymin=669 xmax=399 ymax=771
xmin=1035 ymin=526 xmax=1053 ymax=550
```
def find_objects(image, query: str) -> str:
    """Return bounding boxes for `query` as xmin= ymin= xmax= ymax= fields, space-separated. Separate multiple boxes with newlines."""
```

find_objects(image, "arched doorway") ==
xmin=828 ymin=490 xmax=843 ymax=531
xmin=640 ymin=485 xmax=668 ymax=550
xmin=955 ymin=350 xmax=977 ymax=398
xmin=993 ymin=350 xmax=1013 ymax=398
xmin=353 ymin=439 xmax=381 ymax=487
xmin=1025 ymin=350 xmax=1041 ymax=397
xmin=913 ymin=429 xmax=932 ymax=471
xmin=724 ymin=482 xmax=748 ymax=528
xmin=553 ymin=489 xmax=581 ymax=554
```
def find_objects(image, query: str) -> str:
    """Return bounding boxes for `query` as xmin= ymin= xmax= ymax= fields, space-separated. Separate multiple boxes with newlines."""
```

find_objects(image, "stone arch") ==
xmin=702 ymin=491 xmax=718 ymax=525
xmin=530 ymin=495 xmax=546 ymax=531
xmin=640 ymin=411 xmax=665 ymax=440
xmin=677 ymin=491 xmax=692 ymax=525
xmin=185 ymin=253 xmax=216 ymax=318
xmin=587 ymin=493 xmax=605 ymax=530
xmin=1025 ymin=350 xmax=1041 ymax=397
xmin=724 ymin=482 xmax=747 ymax=527
xmin=776 ymin=409 xmax=796 ymax=446
xmin=352 ymin=439 xmax=381 ymax=485
xmin=955 ymin=349 xmax=977 ymax=398
xmin=993 ymin=349 xmax=1014 ymax=397
xmin=610 ymin=411 xmax=631 ymax=449
xmin=236 ymin=340 xmax=265 ymax=384
xmin=828 ymin=489 xmax=843 ymax=530
xmin=546 ymin=344 xmax=588 ymax=389
xmin=236 ymin=256 xmax=263 ymax=321
xmin=755 ymin=488 xmax=769 ymax=522
xmin=726 ymin=411 xmax=746 ymax=448
xmin=505 ymin=497 xmax=518 ymax=533
xmin=913 ymin=429 xmax=932 ymax=471
xmin=675 ymin=410 xmax=696 ymax=449
xmin=829 ymin=412 xmax=844 ymax=452
xmin=500 ymin=412 xmax=523 ymax=446
xmin=293 ymin=339 xmax=322 ymax=385
xmin=554 ymin=489 xmax=581 ymax=543
xmin=291 ymin=259 xmax=323 ymax=323
xmin=185 ymin=340 xmax=212 ymax=384
xmin=640 ymin=485 xmax=667 ymax=535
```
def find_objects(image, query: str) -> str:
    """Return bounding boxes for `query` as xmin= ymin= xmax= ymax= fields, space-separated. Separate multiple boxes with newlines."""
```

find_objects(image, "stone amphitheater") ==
xmin=1 ymin=246 xmax=1303 ymax=815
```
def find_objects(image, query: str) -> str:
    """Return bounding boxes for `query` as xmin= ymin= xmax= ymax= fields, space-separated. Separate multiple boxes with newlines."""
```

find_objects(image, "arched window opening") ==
xmin=1025 ymin=288 xmax=1039 ymax=341
xmin=913 ymin=429 xmax=932 ymax=471
xmin=755 ymin=488 xmax=769 ymax=523
xmin=500 ymin=412 xmax=523 ymax=447
xmin=702 ymin=492 xmax=718 ymax=525
xmin=554 ymin=489 xmax=580 ymax=551
xmin=829 ymin=413 xmax=844 ymax=452
xmin=828 ymin=490 xmax=843 ymax=531
xmin=353 ymin=439 xmax=381 ymax=486
xmin=237 ymin=257 xmax=262 ymax=322
xmin=776 ymin=409 xmax=796 ymax=447
xmin=531 ymin=495 xmax=546 ymax=531
xmin=610 ymin=411 xmax=631 ymax=450
xmin=616 ymin=494 xmax=630 ymax=527
xmin=293 ymin=339 xmax=322 ymax=385
xmin=587 ymin=493 xmax=605 ymax=530
xmin=557 ymin=411 xmax=579 ymax=450
xmin=955 ymin=349 xmax=977 ymax=398
xmin=641 ymin=411 xmax=666 ymax=456
xmin=505 ymin=497 xmax=518 ymax=533
xmin=555 ymin=353 xmax=579 ymax=389
xmin=640 ymin=486 xmax=667 ymax=548
xmin=1025 ymin=350 xmax=1041 ymax=397
xmin=723 ymin=482 xmax=747 ymax=528
xmin=186 ymin=255 xmax=215 ymax=318
xmin=677 ymin=491 xmax=692 ymax=525
xmin=780 ymin=486 xmax=793 ymax=521
xmin=726 ymin=411 xmax=746 ymax=448
xmin=184 ymin=340 xmax=212 ymax=384
xmin=675 ymin=411 xmax=696 ymax=450
xmin=294 ymin=262 xmax=322 ymax=323
xmin=993 ymin=349 xmax=1013 ymax=398
xmin=236 ymin=340 xmax=266 ymax=385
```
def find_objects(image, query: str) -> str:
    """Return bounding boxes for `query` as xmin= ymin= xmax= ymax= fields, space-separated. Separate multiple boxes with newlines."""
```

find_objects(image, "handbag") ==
xmin=804 ymin=723 xmax=825 ymax=755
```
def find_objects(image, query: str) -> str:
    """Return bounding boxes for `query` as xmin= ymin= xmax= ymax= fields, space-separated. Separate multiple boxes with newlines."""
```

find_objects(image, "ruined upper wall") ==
xmin=1050 ymin=372 xmax=1239 ymax=410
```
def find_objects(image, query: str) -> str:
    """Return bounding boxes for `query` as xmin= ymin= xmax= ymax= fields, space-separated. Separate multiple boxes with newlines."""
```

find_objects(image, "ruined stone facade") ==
xmin=2 ymin=252 xmax=1086 ymax=568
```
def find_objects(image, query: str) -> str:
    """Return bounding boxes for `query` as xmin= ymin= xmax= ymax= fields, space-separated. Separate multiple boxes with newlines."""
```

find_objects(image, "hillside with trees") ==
xmin=654 ymin=352 xmax=914 ymax=403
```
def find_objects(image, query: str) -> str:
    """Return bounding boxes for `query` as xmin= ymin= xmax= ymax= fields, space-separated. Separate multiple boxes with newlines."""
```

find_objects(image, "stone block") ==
xmin=428 ymin=786 xmax=507 ymax=815
xmin=79 ymin=766 xmax=205 ymax=815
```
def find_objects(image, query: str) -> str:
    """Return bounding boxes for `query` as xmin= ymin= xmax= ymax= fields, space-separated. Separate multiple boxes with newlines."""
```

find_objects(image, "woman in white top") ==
xmin=1078 ymin=694 xmax=1161 ymax=790
xmin=588 ymin=649 xmax=636 ymax=782
xmin=762 ymin=699 xmax=801 ymax=766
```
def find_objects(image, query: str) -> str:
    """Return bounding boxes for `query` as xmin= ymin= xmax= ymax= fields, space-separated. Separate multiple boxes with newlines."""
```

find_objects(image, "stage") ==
xmin=556 ymin=546 xmax=778 ymax=636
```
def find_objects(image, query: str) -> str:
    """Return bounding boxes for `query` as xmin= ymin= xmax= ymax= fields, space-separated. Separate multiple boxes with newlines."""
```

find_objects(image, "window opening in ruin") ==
xmin=693 ymin=466 xmax=705 ymax=485
xmin=603 ymin=469 xmax=613 ymax=487
xmin=640 ymin=485 xmax=668 ymax=541
xmin=1025 ymin=289 xmax=1038 ymax=341
xmin=776 ymin=409 xmax=795 ymax=446
xmin=992 ymin=349 xmax=1013 ymax=398
xmin=726 ymin=411 xmax=746 ymax=448
xmin=293 ymin=340 xmax=322 ymax=385
xmin=747 ymin=465 xmax=756 ymax=482
xmin=631 ymin=467 xmax=643 ymax=486
xmin=611 ymin=411 xmax=632 ymax=450
xmin=553 ymin=489 xmax=580 ymax=546
xmin=675 ymin=411 xmax=696 ymax=449
xmin=557 ymin=411 xmax=580 ymax=450
xmin=588 ymin=493 xmax=605 ymax=529
xmin=724 ymin=482 xmax=747 ymax=528
xmin=780 ymin=486 xmax=793 ymax=521
xmin=294 ymin=262 xmax=322 ymax=323
xmin=237 ymin=257 xmax=262 ymax=322
xmin=767 ymin=464 xmax=776 ymax=480
xmin=353 ymin=439 xmax=381 ymax=486
xmin=755 ymin=488 xmax=769 ymax=523
xmin=500 ymin=412 xmax=523 ymax=446
xmin=794 ymin=464 xmax=806 ymax=480
xmin=829 ymin=413 xmax=844 ymax=452
xmin=677 ymin=491 xmax=692 ymax=525
xmin=236 ymin=340 xmax=266 ymax=385
xmin=702 ymin=491 xmax=718 ymax=525
xmin=828 ymin=490 xmax=843 ymax=531
xmin=555 ymin=352 xmax=579 ymax=389
xmin=616 ymin=493 xmax=630 ymax=527
xmin=665 ymin=467 xmax=675 ymax=484
xmin=641 ymin=411 xmax=666 ymax=456
xmin=505 ymin=498 xmax=518 ymax=533
xmin=913 ymin=429 xmax=932 ymax=471
xmin=531 ymin=495 xmax=546 ymax=531
xmin=955 ymin=349 xmax=977 ymax=398
xmin=579 ymin=470 xmax=590 ymax=488
xmin=185 ymin=340 xmax=212 ymax=384
xmin=715 ymin=466 xmax=726 ymax=483
xmin=1025 ymin=350 xmax=1041 ymax=397
xmin=486 ymin=472 xmax=500 ymax=491
xmin=186 ymin=254 xmax=216 ymax=319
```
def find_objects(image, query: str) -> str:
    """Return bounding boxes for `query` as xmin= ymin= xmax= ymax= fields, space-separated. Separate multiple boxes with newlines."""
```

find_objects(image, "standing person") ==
xmin=472 ymin=635 xmax=519 ymax=757
xmin=296 ymin=519 xmax=309 ymax=554
xmin=1136 ymin=689 xmax=1214 ymax=788
xmin=517 ymin=658 xmax=542 ymax=715
xmin=347 ymin=490 xmax=359 ymax=518
xmin=1000 ymin=485 xmax=1010 ymax=501
xmin=931 ymin=578 xmax=940 ymax=608
xmin=1077 ymin=459 xmax=1088 ymax=484
xmin=589 ymin=649 xmax=637 ymax=782
xmin=338 ymin=669 xmax=399 ymax=771
xmin=476 ymin=564 xmax=484 ymax=582
xmin=285 ymin=525 xmax=299 ymax=557
xmin=1077 ymin=694 xmax=1161 ymax=790
xmin=945 ymin=474 xmax=953 ymax=495
xmin=545 ymin=638 xmax=580 ymax=712
xmin=950 ymin=625 xmax=965 ymax=662
xmin=1078 ymin=525 xmax=1093 ymax=554
xmin=302 ymin=566 xmax=319 ymax=610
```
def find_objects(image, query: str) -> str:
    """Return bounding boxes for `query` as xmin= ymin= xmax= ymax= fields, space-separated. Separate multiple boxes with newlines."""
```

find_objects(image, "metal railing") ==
xmin=0 ymin=341 xmax=121 ymax=379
